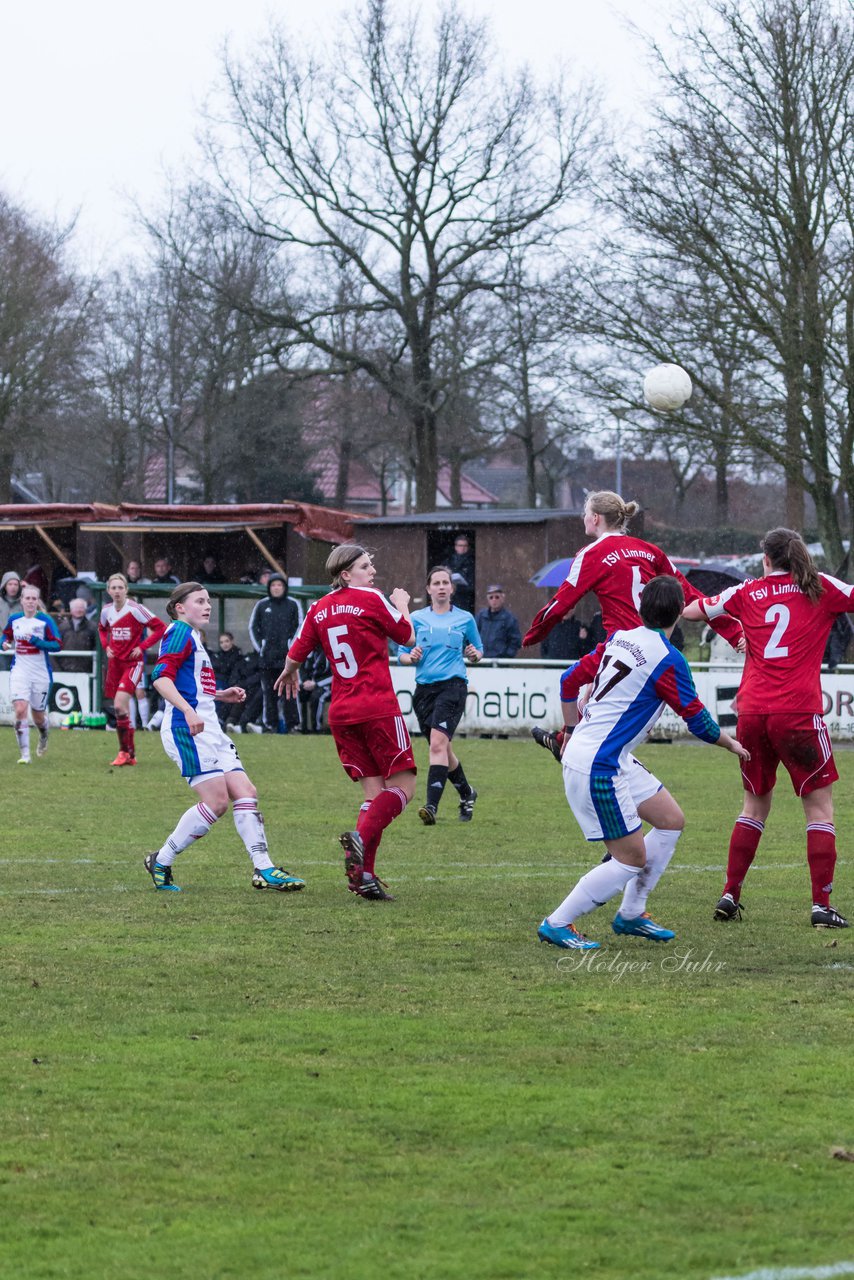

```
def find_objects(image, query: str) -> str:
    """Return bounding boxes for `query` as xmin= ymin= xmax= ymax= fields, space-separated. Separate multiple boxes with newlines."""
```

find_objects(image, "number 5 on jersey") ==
xmin=328 ymin=625 xmax=358 ymax=677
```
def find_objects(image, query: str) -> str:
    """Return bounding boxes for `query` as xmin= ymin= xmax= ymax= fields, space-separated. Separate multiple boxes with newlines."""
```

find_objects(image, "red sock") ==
xmin=126 ymin=722 xmax=136 ymax=758
xmin=356 ymin=787 xmax=408 ymax=873
xmin=806 ymin=823 xmax=836 ymax=908
xmin=724 ymin=816 xmax=764 ymax=899
xmin=116 ymin=714 xmax=131 ymax=754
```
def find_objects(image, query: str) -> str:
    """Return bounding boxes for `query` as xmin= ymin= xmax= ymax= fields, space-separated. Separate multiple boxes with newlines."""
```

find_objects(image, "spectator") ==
xmin=0 ymin=571 xmax=23 ymax=671
xmin=23 ymin=562 xmax=49 ymax=598
xmin=223 ymin=650 xmax=265 ymax=734
xmin=447 ymin=534 xmax=475 ymax=613
xmin=298 ymin=648 xmax=332 ymax=733
xmin=257 ymin=567 xmax=273 ymax=588
xmin=248 ymin=572 xmax=303 ymax=731
xmin=152 ymin=556 xmax=179 ymax=585
xmin=541 ymin=612 xmax=590 ymax=662
xmin=210 ymin=632 xmax=243 ymax=726
xmin=192 ymin=553 xmax=227 ymax=584
xmin=126 ymin=560 xmax=147 ymax=585
xmin=58 ymin=597 xmax=99 ymax=672
xmin=584 ymin=612 xmax=607 ymax=653
xmin=74 ymin=584 xmax=98 ymax=621
xmin=475 ymin=584 xmax=522 ymax=658
xmin=824 ymin=613 xmax=853 ymax=672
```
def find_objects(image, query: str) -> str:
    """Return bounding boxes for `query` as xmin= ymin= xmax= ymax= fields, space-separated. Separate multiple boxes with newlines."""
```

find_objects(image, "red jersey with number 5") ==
xmin=288 ymin=586 xmax=412 ymax=725
xmin=702 ymin=572 xmax=854 ymax=714
xmin=524 ymin=531 xmax=743 ymax=649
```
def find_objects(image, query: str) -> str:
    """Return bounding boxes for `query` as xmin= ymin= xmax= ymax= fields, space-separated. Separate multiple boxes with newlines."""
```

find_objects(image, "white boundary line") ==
xmin=710 ymin=1265 xmax=854 ymax=1280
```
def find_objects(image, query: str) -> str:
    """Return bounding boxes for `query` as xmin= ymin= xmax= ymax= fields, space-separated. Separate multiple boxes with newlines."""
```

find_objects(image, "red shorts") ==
xmin=332 ymin=714 xmax=416 ymax=781
xmin=104 ymin=658 xmax=144 ymax=699
xmin=737 ymin=713 xmax=837 ymax=797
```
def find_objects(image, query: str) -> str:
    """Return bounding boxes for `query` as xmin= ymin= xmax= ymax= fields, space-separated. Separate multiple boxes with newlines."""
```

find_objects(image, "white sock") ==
xmin=137 ymin=695 xmax=150 ymax=726
xmin=548 ymin=859 xmax=641 ymax=926
xmin=15 ymin=719 xmax=30 ymax=760
xmin=232 ymin=798 xmax=274 ymax=870
xmin=620 ymin=828 xmax=683 ymax=920
xmin=157 ymin=801 xmax=218 ymax=865
xmin=129 ymin=701 xmax=138 ymax=728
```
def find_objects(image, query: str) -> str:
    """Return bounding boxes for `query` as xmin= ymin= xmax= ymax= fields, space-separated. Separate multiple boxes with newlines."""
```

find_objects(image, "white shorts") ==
xmin=9 ymin=669 xmax=50 ymax=712
xmin=162 ymin=713 xmax=244 ymax=784
xmin=563 ymin=754 xmax=662 ymax=842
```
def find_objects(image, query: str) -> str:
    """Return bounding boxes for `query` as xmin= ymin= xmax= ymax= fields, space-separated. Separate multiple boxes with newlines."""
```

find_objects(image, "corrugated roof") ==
xmin=358 ymin=507 xmax=581 ymax=526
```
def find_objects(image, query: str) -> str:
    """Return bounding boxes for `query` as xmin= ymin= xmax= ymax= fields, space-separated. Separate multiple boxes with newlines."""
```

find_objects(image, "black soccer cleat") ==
xmin=339 ymin=830 xmax=365 ymax=887
xmin=713 ymin=892 xmax=743 ymax=921
xmin=418 ymin=804 xmax=437 ymax=826
xmin=458 ymin=788 xmax=477 ymax=822
xmin=351 ymin=873 xmax=395 ymax=901
xmin=531 ymin=725 xmax=566 ymax=763
xmin=811 ymin=904 xmax=849 ymax=929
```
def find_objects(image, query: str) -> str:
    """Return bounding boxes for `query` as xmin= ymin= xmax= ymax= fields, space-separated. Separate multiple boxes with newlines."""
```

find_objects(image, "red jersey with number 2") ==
xmin=702 ymin=572 xmax=854 ymax=714
xmin=288 ymin=586 xmax=412 ymax=726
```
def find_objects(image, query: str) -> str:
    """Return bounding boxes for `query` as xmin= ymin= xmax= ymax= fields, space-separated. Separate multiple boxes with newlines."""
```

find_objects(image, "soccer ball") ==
xmin=643 ymin=363 xmax=692 ymax=412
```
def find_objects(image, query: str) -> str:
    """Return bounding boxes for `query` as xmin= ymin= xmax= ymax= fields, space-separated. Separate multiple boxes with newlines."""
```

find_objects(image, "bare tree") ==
xmin=205 ymin=0 xmax=598 ymax=510
xmin=589 ymin=0 xmax=854 ymax=563
xmin=0 ymin=194 xmax=93 ymax=501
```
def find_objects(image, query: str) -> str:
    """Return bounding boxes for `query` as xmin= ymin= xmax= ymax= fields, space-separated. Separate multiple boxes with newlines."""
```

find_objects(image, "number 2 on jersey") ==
xmin=328 ymin=625 xmax=358 ymax=678
xmin=763 ymin=604 xmax=790 ymax=659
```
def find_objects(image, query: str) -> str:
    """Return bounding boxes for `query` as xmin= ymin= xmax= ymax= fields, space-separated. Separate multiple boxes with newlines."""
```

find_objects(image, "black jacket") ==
xmin=210 ymin=644 xmax=243 ymax=688
xmin=474 ymin=606 xmax=521 ymax=658
xmin=248 ymin=575 xmax=303 ymax=669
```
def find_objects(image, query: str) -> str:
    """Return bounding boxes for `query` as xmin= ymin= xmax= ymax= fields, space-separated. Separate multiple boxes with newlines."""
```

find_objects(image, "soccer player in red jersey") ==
xmin=99 ymin=573 xmax=166 ymax=766
xmin=524 ymin=490 xmax=743 ymax=648
xmin=683 ymin=528 xmax=853 ymax=928
xmin=275 ymin=544 xmax=416 ymax=900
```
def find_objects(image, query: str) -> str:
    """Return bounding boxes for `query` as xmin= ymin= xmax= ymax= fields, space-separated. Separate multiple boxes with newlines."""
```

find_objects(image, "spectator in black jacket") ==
xmin=248 ymin=573 xmax=303 ymax=731
xmin=221 ymin=651 xmax=265 ymax=733
xmin=541 ymin=612 xmax=589 ymax=662
xmin=298 ymin=648 xmax=332 ymax=733
xmin=211 ymin=632 xmax=243 ymax=726
xmin=475 ymin=585 xmax=522 ymax=658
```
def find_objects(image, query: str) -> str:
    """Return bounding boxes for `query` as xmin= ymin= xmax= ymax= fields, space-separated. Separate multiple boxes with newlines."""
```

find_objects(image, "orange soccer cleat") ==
xmin=110 ymin=750 xmax=134 ymax=767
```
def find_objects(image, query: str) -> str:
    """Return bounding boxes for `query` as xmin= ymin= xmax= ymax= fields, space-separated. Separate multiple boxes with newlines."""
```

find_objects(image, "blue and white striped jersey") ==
xmin=562 ymin=626 xmax=720 ymax=775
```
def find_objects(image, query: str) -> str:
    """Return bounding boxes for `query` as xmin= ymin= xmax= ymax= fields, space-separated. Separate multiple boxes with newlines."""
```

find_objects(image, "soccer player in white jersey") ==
xmin=143 ymin=582 xmax=305 ymax=895
xmin=1 ymin=584 xmax=61 ymax=763
xmin=538 ymin=576 xmax=749 ymax=951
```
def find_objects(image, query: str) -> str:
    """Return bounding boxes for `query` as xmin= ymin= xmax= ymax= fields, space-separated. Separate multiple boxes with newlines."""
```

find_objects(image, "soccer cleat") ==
xmin=17 ymin=757 xmax=30 ymax=765
xmin=612 ymin=911 xmax=675 ymax=942
xmin=713 ymin=892 xmax=743 ymax=921
xmin=251 ymin=866 xmax=306 ymax=892
xmin=531 ymin=725 xmax=566 ymax=762
xmin=418 ymin=804 xmax=437 ymax=826
xmin=811 ymin=904 xmax=849 ymax=929
xmin=36 ymin=731 xmax=49 ymax=758
xmin=111 ymin=751 xmax=133 ymax=767
xmin=537 ymin=918 xmax=600 ymax=950
xmin=352 ymin=872 xmax=395 ymax=901
xmin=458 ymin=788 xmax=478 ymax=822
xmin=339 ymin=829 xmax=366 ymax=887
xmin=143 ymin=852 xmax=181 ymax=892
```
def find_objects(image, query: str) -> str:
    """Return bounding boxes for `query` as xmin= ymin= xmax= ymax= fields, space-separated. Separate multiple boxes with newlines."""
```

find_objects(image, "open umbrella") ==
xmin=529 ymin=557 xmax=573 ymax=589
xmin=685 ymin=562 xmax=746 ymax=596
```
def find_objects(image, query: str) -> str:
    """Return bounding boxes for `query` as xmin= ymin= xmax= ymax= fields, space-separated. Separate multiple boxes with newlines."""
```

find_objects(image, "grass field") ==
xmin=2 ymin=729 xmax=854 ymax=1280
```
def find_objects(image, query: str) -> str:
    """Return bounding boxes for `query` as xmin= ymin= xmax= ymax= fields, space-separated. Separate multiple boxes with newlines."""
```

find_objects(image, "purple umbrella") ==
xmin=530 ymin=557 xmax=573 ymax=588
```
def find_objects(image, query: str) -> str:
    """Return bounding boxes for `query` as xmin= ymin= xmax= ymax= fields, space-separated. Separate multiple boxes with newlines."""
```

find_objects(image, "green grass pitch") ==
xmin=2 ymin=730 xmax=853 ymax=1280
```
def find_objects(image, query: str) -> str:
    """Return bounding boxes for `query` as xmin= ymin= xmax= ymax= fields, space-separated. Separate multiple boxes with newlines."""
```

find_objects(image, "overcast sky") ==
xmin=0 ymin=0 xmax=680 ymax=265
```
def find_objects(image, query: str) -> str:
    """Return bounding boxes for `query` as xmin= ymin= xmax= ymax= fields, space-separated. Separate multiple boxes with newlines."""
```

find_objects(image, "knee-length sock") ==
xmin=356 ymin=788 xmax=409 ymax=873
xmin=548 ymin=859 xmax=641 ymax=927
xmin=723 ymin=816 xmax=764 ymax=899
xmin=232 ymin=798 xmax=274 ymax=870
xmin=806 ymin=823 xmax=837 ymax=908
xmin=157 ymin=802 xmax=218 ymax=865
xmin=619 ymin=828 xmax=683 ymax=919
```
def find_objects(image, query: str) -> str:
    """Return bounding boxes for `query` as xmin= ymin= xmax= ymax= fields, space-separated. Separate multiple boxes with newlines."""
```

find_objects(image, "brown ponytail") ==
xmin=166 ymin=581 xmax=206 ymax=619
xmin=586 ymin=490 xmax=641 ymax=531
xmin=761 ymin=529 xmax=823 ymax=603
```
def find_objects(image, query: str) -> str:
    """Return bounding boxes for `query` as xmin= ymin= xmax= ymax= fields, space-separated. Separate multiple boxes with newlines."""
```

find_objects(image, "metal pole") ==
xmin=615 ymin=415 xmax=623 ymax=495
xmin=167 ymin=410 xmax=175 ymax=505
